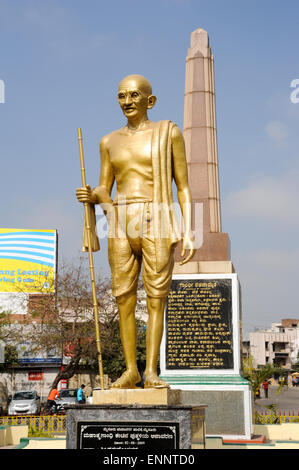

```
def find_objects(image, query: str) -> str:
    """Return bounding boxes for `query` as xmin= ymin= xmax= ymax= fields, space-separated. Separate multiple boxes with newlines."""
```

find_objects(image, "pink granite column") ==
xmin=175 ymin=28 xmax=230 ymax=263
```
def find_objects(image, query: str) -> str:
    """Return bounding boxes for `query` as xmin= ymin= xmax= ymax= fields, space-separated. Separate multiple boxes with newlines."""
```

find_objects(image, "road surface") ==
xmin=255 ymin=385 xmax=299 ymax=414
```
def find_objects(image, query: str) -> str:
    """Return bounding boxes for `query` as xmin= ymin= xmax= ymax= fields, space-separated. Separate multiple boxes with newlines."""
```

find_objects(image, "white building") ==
xmin=249 ymin=319 xmax=299 ymax=369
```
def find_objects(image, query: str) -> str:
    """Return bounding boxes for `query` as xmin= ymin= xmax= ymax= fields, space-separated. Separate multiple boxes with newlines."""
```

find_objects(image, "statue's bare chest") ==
xmin=109 ymin=129 xmax=153 ymax=174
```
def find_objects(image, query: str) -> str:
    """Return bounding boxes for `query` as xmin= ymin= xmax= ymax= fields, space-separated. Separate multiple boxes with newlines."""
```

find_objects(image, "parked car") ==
xmin=57 ymin=388 xmax=78 ymax=406
xmin=8 ymin=390 xmax=41 ymax=415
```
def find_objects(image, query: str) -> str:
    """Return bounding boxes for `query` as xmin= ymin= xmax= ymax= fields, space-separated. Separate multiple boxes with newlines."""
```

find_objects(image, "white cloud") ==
xmin=224 ymin=169 xmax=299 ymax=225
xmin=265 ymin=120 xmax=288 ymax=143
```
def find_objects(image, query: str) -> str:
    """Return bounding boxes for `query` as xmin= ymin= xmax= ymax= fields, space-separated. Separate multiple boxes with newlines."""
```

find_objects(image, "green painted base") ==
xmin=159 ymin=374 xmax=249 ymax=386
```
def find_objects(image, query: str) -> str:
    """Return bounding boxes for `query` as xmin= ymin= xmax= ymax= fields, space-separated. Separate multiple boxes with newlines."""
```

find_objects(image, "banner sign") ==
xmin=19 ymin=358 xmax=61 ymax=364
xmin=28 ymin=371 xmax=43 ymax=381
xmin=0 ymin=228 xmax=57 ymax=293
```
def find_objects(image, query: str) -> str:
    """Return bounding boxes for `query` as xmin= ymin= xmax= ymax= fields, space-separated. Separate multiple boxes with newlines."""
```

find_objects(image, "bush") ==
xmin=28 ymin=427 xmax=53 ymax=438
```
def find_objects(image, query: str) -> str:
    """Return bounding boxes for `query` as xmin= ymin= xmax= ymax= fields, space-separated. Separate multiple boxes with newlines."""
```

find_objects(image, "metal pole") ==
xmin=77 ymin=127 xmax=105 ymax=390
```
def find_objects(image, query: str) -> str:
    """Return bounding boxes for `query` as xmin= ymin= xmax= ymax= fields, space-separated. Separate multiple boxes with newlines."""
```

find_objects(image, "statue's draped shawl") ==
xmin=82 ymin=120 xmax=181 ymax=271
xmin=151 ymin=120 xmax=180 ymax=272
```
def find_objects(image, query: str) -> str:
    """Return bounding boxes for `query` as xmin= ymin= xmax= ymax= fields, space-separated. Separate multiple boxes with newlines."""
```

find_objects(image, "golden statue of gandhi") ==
xmin=76 ymin=74 xmax=195 ymax=389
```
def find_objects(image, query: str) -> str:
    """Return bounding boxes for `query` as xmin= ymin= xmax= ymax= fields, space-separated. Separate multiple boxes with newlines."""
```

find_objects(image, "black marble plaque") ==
xmin=77 ymin=421 xmax=179 ymax=449
xmin=166 ymin=278 xmax=233 ymax=370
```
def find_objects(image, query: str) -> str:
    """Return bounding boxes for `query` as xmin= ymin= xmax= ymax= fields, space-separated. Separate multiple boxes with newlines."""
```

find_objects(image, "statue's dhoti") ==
xmin=108 ymin=201 xmax=175 ymax=299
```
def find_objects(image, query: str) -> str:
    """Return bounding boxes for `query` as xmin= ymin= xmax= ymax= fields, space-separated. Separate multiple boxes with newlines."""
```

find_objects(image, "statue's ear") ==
xmin=147 ymin=95 xmax=157 ymax=109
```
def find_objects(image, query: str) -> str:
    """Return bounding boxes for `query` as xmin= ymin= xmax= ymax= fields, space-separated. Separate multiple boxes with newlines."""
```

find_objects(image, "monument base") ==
xmin=160 ymin=272 xmax=253 ymax=440
xmin=173 ymin=260 xmax=235 ymax=274
xmin=92 ymin=388 xmax=181 ymax=406
xmin=159 ymin=375 xmax=253 ymax=440
xmin=66 ymin=404 xmax=206 ymax=449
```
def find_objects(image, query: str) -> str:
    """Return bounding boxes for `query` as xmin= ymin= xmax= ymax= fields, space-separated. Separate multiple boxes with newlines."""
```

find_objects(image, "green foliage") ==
xmin=4 ymin=345 xmax=18 ymax=365
xmin=242 ymin=356 xmax=283 ymax=400
xmin=28 ymin=427 xmax=54 ymax=438
xmin=254 ymin=403 xmax=280 ymax=424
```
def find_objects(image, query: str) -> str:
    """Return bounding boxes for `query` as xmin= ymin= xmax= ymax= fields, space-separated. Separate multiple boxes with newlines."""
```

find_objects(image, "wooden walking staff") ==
xmin=77 ymin=127 xmax=105 ymax=390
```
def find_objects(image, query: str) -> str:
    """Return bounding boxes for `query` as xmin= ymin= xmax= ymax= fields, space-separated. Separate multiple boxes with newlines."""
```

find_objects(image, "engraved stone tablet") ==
xmin=166 ymin=278 xmax=233 ymax=370
xmin=77 ymin=421 xmax=179 ymax=449
xmin=160 ymin=273 xmax=241 ymax=378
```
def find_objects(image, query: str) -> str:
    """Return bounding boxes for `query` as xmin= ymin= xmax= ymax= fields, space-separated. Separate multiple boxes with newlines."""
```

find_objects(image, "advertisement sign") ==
xmin=28 ymin=371 xmax=43 ymax=381
xmin=0 ymin=228 xmax=57 ymax=293
xmin=18 ymin=358 xmax=62 ymax=364
xmin=60 ymin=366 xmax=68 ymax=389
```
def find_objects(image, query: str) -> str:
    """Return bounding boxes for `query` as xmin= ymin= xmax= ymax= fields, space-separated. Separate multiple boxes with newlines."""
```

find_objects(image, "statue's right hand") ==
xmin=76 ymin=185 xmax=97 ymax=204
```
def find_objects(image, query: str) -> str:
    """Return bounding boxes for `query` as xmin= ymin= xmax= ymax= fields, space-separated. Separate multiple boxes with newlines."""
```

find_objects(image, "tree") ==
xmin=242 ymin=355 xmax=284 ymax=399
xmin=291 ymin=360 xmax=299 ymax=372
xmin=4 ymin=344 xmax=18 ymax=366
xmin=0 ymin=258 xmax=146 ymax=389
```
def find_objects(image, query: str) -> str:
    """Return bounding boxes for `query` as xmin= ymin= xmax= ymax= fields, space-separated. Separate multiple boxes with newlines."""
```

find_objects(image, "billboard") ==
xmin=0 ymin=228 xmax=57 ymax=293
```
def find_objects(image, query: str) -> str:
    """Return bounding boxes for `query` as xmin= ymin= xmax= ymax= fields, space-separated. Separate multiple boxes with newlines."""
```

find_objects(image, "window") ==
xmin=60 ymin=389 xmax=77 ymax=398
xmin=13 ymin=391 xmax=35 ymax=400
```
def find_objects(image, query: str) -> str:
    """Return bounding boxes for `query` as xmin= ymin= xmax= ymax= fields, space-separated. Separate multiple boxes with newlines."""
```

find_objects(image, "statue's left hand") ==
xmin=180 ymin=233 xmax=196 ymax=265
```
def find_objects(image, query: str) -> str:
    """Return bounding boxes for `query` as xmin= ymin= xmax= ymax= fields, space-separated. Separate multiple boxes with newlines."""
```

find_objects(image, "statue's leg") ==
xmin=144 ymin=296 xmax=169 ymax=389
xmin=109 ymin=204 xmax=143 ymax=389
xmin=111 ymin=291 xmax=141 ymax=389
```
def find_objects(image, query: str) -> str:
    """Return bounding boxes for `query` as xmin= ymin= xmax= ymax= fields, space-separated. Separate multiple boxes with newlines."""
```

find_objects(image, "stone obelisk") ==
xmin=174 ymin=28 xmax=233 ymax=273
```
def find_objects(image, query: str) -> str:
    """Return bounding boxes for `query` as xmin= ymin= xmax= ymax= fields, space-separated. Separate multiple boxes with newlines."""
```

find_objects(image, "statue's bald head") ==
xmin=117 ymin=74 xmax=157 ymax=117
xmin=118 ymin=74 xmax=153 ymax=96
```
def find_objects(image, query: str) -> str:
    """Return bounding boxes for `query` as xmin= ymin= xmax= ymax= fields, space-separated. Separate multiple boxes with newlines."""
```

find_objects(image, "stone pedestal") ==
xmin=159 ymin=273 xmax=253 ymax=440
xmin=173 ymin=260 xmax=235 ymax=275
xmin=92 ymin=388 xmax=181 ymax=406
xmin=66 ymin=404 xmax=206 ymax=449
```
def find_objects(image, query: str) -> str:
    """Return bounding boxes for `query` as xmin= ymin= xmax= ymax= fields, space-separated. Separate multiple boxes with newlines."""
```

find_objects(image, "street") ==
xmin=255 ymin=385 xmax=299 ymax=414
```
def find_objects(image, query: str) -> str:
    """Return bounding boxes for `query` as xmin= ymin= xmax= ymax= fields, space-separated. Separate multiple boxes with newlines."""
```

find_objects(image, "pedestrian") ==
xmin=45 ymin=386 xmax=60 ymax=413
xmin=262 ymin=379 xmax=269 ymax=398
xmin=77 ymin=384 xmax=86 ymax=404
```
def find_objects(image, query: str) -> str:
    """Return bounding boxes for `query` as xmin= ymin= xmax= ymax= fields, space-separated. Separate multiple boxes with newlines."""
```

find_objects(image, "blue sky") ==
xmin=0 ymin=0 xmax=299 ymax=338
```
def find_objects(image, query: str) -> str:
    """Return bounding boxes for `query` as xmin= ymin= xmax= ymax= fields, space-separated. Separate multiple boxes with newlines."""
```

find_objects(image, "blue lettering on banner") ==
xmin=0 ymin=267 xmax=50 ymax=285
xmin=0 ymin=277 xmax=15 ymax=283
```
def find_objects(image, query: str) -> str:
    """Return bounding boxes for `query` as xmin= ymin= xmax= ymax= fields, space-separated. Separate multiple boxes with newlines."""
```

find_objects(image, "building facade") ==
xmin=249 ymin=319 xmax=299 ymax=369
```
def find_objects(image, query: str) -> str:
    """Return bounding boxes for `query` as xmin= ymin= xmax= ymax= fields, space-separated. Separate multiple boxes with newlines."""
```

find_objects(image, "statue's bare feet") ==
xmin=111 ymin=370 xmax=141 ymax=389
xmin=144 ymin=372 xmax=170 ymax=389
